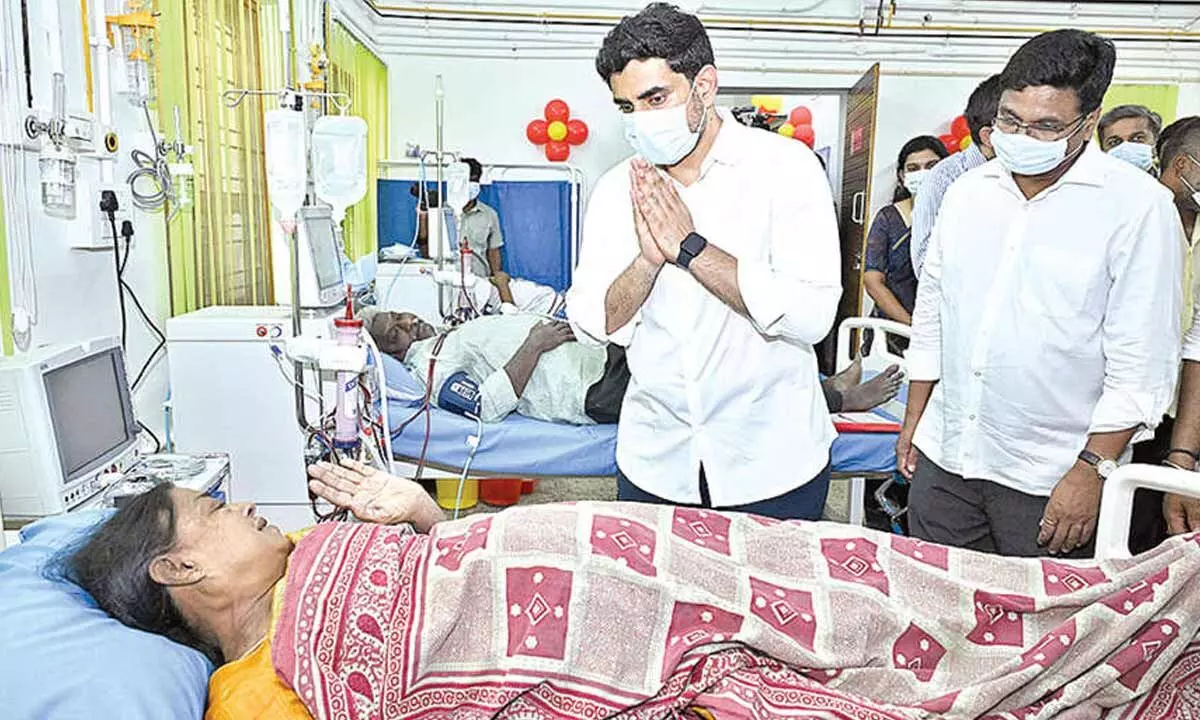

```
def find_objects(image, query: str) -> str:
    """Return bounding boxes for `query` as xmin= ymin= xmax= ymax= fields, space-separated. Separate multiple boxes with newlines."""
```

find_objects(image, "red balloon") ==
xmin=939 ymin=133 xmax=959 ymax=154
xmin=788 ymin=106 xmax=813 ymax=128
xmin=793 ymin=124 xmax=815 ymax=147
xmin=526 ymin=119 xmax=549 ymax=145
xmin=545 ymin=140 xmax=570 ymax=162
xmin=544 ymin=99 xmax=570 ymax=124
xmin=950 ymin=115 xmax=970 ymax=140
xmin=566 ymin=118 xmax=589 ymax=146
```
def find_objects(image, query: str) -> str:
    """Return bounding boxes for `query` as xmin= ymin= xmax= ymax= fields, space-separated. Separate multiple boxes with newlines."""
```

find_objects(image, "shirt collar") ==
xmin=703 ymin=109 xmax=746 ymax=169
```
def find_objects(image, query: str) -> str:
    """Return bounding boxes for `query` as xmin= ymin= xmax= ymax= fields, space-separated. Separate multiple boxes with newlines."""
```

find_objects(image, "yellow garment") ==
xmin=204 ymin=530 xmax=314 ymax=720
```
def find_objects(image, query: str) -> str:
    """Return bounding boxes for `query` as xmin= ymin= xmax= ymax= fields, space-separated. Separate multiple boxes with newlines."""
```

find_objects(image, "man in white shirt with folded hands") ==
xmin=897 ymin=29 xmax=1183 ymax=558
xmin=567 ymin=3 xmax=842 ymax=520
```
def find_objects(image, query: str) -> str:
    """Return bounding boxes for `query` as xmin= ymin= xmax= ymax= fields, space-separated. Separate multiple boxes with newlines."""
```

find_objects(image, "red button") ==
xmin=256 ymin=326 xmax=267 ymax=337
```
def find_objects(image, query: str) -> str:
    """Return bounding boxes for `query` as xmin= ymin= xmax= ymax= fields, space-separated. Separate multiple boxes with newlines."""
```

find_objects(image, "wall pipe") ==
xmin=91 ymin=0 xmax=114 ymax=187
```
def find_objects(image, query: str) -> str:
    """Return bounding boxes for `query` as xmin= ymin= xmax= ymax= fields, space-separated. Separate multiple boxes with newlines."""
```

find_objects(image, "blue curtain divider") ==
xmin=377 ymin=179 xmax=574 ymax=291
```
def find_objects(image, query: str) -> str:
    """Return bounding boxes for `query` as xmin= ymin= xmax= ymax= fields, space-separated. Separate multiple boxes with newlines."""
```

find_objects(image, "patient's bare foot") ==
xmin=829 ymin=356 xmax=863 ymax=395
xmin=841 ymin=364 xmax=903 ymax=412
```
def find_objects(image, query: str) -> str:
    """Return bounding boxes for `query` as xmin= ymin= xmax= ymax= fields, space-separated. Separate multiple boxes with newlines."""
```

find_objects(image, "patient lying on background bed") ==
xmin=67 ymin=461 xmax=1200 ymax=720
xmin=366 ymin=309 xmax=902 ymax=424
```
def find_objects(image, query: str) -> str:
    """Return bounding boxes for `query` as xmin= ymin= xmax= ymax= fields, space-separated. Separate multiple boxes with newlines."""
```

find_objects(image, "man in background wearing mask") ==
xmin=567 ymin=3 xmax=842 ymax=520
xmin=910 ymin=74 xmax=1002 ymax=279
xmin=1143 ymin=117 xmax=1200 ymax=547
xmin=1098 ymin=104 xmax=1162 ymax=173
xmin=897 ymin=29 xmax=1182 ymax=557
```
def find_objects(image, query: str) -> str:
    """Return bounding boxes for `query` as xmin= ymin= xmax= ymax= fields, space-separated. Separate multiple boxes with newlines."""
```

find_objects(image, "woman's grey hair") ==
xmin=1098 ymin=104 xmax=1163 ymax=142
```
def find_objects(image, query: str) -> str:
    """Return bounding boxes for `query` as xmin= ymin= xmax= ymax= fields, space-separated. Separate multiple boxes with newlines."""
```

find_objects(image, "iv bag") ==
xmin=312 ymin=115 xmax=368 ymax=223
xmin=264 ymin=109 xmax=307 ymax=221
xmin=444 ymin=161 xmax=471 ymax=216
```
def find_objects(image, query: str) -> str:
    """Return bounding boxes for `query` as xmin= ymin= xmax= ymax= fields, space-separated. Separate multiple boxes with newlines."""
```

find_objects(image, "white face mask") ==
xmin=1108 ymin=141 xmax=1156 ymax=172
xmin=902 ymin=169 xmax=930 ymax=196
xmin=990 ymin=129 xmax=1080 ymax=177
xmin=467 ymin=182 xmax=481 ymax=202
xmin=622 ymin=82 xmax=706 ymax=166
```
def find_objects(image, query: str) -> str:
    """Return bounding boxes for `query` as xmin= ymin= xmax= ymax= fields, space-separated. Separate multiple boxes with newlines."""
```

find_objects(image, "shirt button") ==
xmin=968 ymin=414 xmax=976 ymax=421
xmin=974 ymin=371 xmax=982 ymax=378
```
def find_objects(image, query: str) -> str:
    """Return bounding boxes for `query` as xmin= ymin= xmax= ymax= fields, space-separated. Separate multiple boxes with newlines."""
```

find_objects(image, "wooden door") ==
xmin=817 ymin=64 xmax=879 ymax=374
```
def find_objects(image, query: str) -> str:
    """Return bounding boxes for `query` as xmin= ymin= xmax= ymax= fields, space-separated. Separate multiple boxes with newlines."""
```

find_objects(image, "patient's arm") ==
xmin=308 ymin=459 xmax=445 ymax=532
xmin=503 ymin=322 xmax=575 ymax=397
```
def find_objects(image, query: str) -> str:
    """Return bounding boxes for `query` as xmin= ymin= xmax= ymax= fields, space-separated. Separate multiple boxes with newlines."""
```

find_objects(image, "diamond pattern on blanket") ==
xmin=893 ymin=623 xmax=946 ymax=682
xmin=1108 ymin=619 xmax=1182 ymax=691
xmin=662 ymin=602 xmax=744 ymax=682
xmin=1017 ymin=619 xmax=1077 ymax=671
xmin=672 ymin=508 xmax=731 ymax=556
xmin=1041 ymin=559 xmax=1110 ymax=596
xmin=821 ymin=537 xmax=890 ymax=595
xmin=967 ymin=590 xmax=1035 ymax=647
xmin=891 ymin=535 xmax=949 ymax=571
xmin=748 ymin=577 xmax=816 ymax=651
xmin=434 ymin=517 xmax=491 ymax=572
xmin=1100 ymin=567 xmax=1170 ymax=616
xmin=591 ymin=515 xmax=657 ymax=577
xmin=506 ymin=566 xmax=573 ymax=660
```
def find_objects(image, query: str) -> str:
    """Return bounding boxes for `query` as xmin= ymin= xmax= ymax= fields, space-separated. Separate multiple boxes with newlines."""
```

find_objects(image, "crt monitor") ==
xmin=298 ymin=205 xmax=346 ymax=308
xmin=0 ymin=337 xmax=139 ymax=518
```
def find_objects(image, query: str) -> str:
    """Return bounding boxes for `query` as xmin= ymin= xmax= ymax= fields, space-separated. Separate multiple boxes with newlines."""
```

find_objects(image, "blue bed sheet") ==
xmin=386 ymin=401 xmax=900 ymax=477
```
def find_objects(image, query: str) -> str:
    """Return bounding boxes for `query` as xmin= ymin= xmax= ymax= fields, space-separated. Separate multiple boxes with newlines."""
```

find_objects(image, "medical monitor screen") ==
xmin=43 ymin=348 xmax=136 ymax=483
xmin=306 ymin=216 xmax=344 ymax=292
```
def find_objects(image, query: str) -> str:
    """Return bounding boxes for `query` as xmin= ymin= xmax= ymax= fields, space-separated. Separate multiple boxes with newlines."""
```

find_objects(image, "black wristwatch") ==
xmin=677 ymin=232 xmax=708 ymax=270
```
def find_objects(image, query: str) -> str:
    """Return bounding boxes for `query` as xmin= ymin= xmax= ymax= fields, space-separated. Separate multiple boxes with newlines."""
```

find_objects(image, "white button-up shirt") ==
xmin=910 ymin=144 xmax=1183 ymax=497
xmin=567 ymin=112 xmax=842 ymax=506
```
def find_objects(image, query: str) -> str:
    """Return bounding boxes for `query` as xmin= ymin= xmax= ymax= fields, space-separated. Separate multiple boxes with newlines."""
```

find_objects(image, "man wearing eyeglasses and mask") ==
xmin=567 ymin=3 xmax=842 ymax=520
xmin=897 ymin=29 xmax=1183 ymax=557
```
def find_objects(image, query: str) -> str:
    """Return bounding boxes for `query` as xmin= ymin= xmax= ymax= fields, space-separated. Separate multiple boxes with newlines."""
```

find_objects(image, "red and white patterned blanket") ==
xmin=272 ymin=503 xmax=1200 ymax=719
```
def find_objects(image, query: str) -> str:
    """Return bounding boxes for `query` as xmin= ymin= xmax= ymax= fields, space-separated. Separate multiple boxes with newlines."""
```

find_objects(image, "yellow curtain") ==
xmin=327 ymin=21 xmax=389 ymax=261
xmin=1102 ymin=84 xmax=1179 ymax=128
xmin=157 ymin=0 xmax=274 ymax=314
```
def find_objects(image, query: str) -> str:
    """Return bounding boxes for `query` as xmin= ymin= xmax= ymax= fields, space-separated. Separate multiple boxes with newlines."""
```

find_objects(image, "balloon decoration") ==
xmin=775 ymin=104 xmax=816 ymax=148
xmin=751 ymin=95 xmax=784 ymax=116
xmin=526 ymin=99 xmax=589 ymax=162
xmin=938 ymin=114 xmax=972 ymax=155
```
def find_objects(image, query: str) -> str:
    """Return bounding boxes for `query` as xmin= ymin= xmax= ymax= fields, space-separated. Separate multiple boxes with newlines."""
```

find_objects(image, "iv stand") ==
xmin=223 ymin=86 xmax=352 ymax=434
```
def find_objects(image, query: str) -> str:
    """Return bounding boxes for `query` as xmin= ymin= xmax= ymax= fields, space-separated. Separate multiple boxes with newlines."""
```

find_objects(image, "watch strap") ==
xmin=1077 ymin=449 xmax=1104 ymax=468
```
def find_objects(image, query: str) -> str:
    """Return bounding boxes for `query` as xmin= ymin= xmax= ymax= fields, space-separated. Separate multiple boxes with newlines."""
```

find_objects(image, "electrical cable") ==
xmin=105 ymin=211 xmax=129 ymax=347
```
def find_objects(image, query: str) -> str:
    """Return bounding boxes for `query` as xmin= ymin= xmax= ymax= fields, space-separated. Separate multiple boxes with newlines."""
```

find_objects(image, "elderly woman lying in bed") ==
xmin=68 ymin=461 xmax=1200 ymax=720
xmin=367 ymin=309 xmax=902 ymax=424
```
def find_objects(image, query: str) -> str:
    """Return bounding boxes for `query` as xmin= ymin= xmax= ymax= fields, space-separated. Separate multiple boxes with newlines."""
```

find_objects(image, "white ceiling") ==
xmin=336 ymin=1 xmax=1200 ymax=80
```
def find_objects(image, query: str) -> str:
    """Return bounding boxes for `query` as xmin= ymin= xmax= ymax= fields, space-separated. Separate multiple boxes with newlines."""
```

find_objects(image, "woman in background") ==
xmin=863 ymin=136 xmax=949 ymax=335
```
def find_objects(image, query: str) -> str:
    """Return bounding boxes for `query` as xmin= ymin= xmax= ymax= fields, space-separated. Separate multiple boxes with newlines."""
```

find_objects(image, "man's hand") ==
xmin=1039 ymin=462 xmax=1102 ymax=555
xmin=307 ymin=459 xmax=443 ymax=531
xmin=527 ymin=321 xmax=575 ymax=353
xmin=631 ymin=158 xmax=694 ymax=263
xmin=630 ymin=166 xmax=666 ymax=268
xmin=1164 ymin=492 xmax=1200 ymax=535
xmin=895 ymin=423 xmax=919 ymax=480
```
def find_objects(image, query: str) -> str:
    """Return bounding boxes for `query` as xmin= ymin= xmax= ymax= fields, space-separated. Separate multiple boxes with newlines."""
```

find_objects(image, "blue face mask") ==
xmin=1108 ymin=141 xmax=1156 ymax=172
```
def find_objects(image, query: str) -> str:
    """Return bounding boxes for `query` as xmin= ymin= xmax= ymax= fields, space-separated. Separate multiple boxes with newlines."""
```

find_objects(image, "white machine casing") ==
xmin=0 ymin=337 xmax=140 ymax=519
xmin=167 ymin=306 xmax=342 ymax=531
xmin=271 ymin=205 xmax=346 ymax=309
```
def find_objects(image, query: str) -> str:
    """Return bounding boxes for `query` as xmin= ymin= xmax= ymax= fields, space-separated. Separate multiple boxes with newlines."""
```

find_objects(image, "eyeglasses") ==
xmin=993 ymin=112 xmax=1087 ymax=142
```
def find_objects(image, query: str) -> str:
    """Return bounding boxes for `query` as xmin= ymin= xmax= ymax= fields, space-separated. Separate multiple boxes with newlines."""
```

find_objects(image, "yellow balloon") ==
xmin=959 ymin=134 xmax=973 ymax=150
xmin=760 ymin=95 xmax=784 ymax=114
xmin=547 ymin=120 xmax=568 ymax=142
xmin=750 ymin=94 xmax=765 ymax=109
xmin=778 ymin=122 xmax=796 ymax=138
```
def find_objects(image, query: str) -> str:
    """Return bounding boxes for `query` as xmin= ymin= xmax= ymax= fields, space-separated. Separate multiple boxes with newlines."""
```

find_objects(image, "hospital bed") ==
xmin=832 ymin=316 xmax=912 ymax=525
xmin=379 ymin=348 xmax=908 ymax=485
xmin=1 ymin=463 xmax=1195 ymax=720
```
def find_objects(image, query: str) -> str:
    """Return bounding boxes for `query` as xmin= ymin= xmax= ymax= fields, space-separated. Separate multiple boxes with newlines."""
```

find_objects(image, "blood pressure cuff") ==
xmin=437 ymin=372 xmax=483 ymax=417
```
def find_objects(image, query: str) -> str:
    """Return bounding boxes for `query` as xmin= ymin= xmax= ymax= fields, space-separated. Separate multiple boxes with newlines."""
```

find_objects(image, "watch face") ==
xmin=1098 ymin=460 xmax=1118 ymax=479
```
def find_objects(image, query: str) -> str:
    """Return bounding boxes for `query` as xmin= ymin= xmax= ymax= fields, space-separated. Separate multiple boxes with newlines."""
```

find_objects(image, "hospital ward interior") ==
xmin=3 ymin=0 xmax=1200 ymax=718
